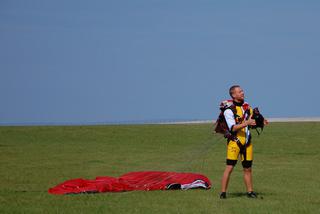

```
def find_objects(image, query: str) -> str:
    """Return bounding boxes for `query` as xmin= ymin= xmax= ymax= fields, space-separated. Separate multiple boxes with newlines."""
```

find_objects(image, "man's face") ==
xmin=232 ymin=87 xmax=245 ymax=101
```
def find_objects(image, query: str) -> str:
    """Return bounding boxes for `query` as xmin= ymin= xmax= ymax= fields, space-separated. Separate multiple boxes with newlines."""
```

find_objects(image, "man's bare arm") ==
xmin=232 ymin=118 xmax=256 ymax=132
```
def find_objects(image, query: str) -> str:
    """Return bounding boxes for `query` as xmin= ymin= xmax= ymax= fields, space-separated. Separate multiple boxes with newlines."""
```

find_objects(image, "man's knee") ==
xmin=224 ymin=165 xmax=234 ymax=175
xmin=243 ymin=167 xmax=252 ymax=173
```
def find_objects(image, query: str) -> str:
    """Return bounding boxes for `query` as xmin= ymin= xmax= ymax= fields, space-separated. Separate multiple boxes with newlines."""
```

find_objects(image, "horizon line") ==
xmin=1 ymin=117 xmax=320 ymax=127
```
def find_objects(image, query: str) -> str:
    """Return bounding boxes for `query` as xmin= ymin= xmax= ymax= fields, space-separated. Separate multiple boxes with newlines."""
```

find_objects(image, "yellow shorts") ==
xmin=227 ymin=140 xmax=253 ymax=161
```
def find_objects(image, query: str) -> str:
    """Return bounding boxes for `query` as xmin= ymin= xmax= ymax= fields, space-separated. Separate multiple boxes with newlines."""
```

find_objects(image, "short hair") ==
xmin=229 ymin=85 xmax=240 ymax=98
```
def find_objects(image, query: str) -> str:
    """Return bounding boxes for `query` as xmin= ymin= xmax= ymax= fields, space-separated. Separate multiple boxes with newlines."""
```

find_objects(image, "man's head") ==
xmin=229 ymin=85 xmax=245 ymax=102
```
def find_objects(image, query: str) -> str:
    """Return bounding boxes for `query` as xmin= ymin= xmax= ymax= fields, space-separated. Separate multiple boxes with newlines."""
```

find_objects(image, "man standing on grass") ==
xmin=219 ymin=85 xmax=266 ymax=199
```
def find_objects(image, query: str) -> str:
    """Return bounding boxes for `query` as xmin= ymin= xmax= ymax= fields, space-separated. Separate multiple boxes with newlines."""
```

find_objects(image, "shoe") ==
xmin=220 ymin=192 xmax=227 ymax=199
xmin=247 ymin=191 xmax=257 ymax=198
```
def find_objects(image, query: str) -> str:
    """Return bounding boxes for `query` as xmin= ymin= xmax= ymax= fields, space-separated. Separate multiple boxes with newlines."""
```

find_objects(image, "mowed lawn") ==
xmin=0 ymin=122 xmax=319 ymax=213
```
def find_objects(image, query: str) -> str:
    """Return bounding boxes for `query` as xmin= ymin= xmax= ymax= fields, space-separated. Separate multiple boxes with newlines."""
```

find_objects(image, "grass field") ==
xmin=0 ymin=122 xmax=319 ymax=213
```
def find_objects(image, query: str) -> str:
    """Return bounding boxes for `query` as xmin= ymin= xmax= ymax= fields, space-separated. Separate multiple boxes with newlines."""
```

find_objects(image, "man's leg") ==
xmin=242 ymin=160 xmax=257 ymax=198
xmin=242 ymin=143 xmax=257 ymax=198
xmin=221 ymin=141 xmax=239 ymax=198
xmin=243 ymin=166 xmax=253 ymax=192
xmin=221 ymin=165 xmax=234 ymax=193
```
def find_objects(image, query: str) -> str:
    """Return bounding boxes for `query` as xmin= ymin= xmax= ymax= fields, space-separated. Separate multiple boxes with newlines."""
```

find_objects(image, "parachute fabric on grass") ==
xmin=48 ymin=171 xmax=211 ymax=195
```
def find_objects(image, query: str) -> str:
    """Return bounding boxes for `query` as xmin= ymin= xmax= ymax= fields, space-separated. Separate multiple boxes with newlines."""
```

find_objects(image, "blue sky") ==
xmin=1 ymin=0 xmax=319 ymax=125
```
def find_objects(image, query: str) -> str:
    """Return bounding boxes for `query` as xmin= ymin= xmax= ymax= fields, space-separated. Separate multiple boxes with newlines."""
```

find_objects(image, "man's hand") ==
xmin=232 ymin=118 xmax=256 ymax=132
xmin=245 ymin=118 xmax=256 ymax=126
xmin=264 ymin=119 xmax=269 ymax=125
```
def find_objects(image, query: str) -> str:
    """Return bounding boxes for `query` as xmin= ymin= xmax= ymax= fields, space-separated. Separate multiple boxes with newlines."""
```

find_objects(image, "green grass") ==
xmin=0 ymin=122 xmax=319 ymax=213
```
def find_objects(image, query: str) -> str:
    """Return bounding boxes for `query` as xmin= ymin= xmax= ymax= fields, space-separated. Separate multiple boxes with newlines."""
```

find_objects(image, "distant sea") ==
xmin=1 ymin=117 xmax=320 ymax=126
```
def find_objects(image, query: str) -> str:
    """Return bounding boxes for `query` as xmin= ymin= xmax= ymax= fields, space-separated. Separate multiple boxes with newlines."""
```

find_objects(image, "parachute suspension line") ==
xmin=195 ymin=136 xmax=225 ymax=172
xmin=195 ymin=123 xmax=229 ymax=172
xmin=151 ymin=124 xmax=225 ymax=183
xmin=181 ymin=125 xmax=226 ymax=173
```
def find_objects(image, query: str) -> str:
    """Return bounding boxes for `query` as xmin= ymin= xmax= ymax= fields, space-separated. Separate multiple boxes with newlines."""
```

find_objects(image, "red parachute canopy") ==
xmin=48 ymin=171 xmax=211 ymax=195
